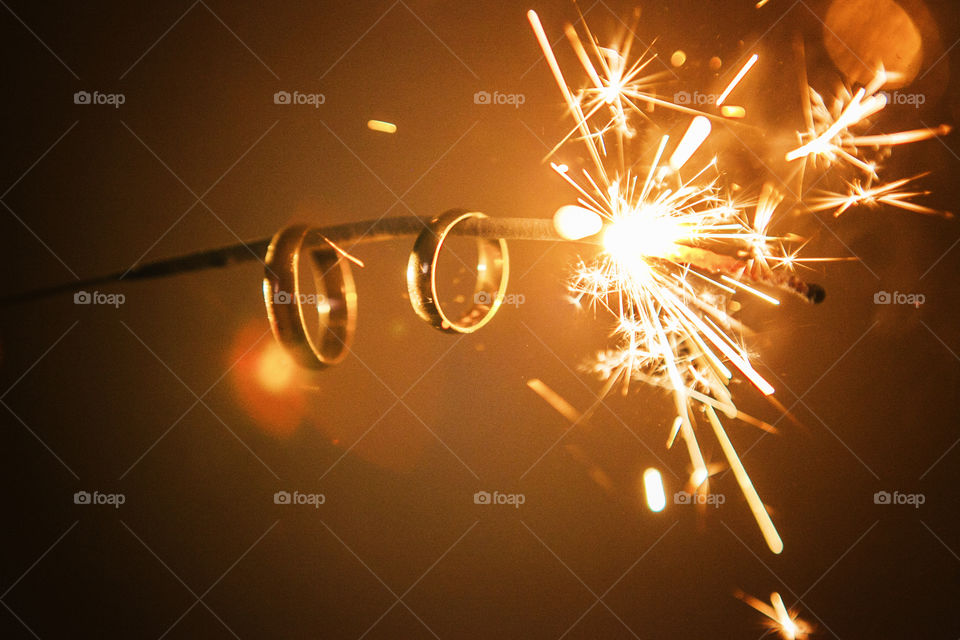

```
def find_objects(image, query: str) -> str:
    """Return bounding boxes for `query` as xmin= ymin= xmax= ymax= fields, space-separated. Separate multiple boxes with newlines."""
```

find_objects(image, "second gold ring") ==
xmin=406 ymin=210 xmax=509 ymax=333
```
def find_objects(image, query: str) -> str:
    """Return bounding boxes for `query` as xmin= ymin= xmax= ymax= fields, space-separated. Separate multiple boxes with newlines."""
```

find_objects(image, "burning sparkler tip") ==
xmin=553 ymin=204 xmax=603 ymax=240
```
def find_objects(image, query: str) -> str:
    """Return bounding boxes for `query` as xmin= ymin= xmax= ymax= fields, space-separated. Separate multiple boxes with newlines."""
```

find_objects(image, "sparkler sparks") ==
xmin=530 ymin=8 xmax=798 ymax=554
xmin=529 ymin=7 xmax=710 ymax=164
xmin=808 ymin=173 xmax=951 ymax=218
xmin=716 ymin=53 xmax=758 ymax=107
xmin=788 ymin=65 xmax=951 ymax=218
xmin=530 ymin=2 xmax=950 ymax=561
xmin=736 ymin=590 xmax=813 ymax=639
xmin=787 ymin=74 xmax=890 ymax=174
xmin=787 ymin=69 xmax=950 ymax=175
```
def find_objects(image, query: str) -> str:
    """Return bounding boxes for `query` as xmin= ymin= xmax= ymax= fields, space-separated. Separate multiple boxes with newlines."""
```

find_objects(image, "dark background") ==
xmin=1 ymin=0 xmax=959 ymax=637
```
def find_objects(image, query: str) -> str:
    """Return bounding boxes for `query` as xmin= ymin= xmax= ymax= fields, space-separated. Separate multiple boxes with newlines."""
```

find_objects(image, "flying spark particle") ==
xmin=367 ymin=119 xmax=397 ymax=134
xmin=669 ymin=115 xmax=712 ymax=170
xmin=643 ymin=468 xmax=667 ymax=512
xmin=721 ymin=105 xmax=746 ymax=118
xmin=716 ymin=53 xmax=758 ymax=106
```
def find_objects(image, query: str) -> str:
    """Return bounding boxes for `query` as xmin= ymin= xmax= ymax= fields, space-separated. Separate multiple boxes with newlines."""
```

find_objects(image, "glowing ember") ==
xmin=642 ymin=467 xmax=667 ymax=512
xmin=367 ymin=119 xmax=397 ymax=134
xmin=553 ymin=204 xmax=603 ymax=240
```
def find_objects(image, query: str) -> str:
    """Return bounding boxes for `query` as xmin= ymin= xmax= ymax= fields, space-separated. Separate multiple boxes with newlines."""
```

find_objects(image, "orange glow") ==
xmin=230 ymin=322 xmax=307 ymax=438
xmin=256 ymin=341 xmax=298 ymax=393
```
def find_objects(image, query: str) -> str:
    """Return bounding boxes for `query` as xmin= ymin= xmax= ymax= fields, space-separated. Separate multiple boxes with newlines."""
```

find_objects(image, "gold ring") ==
xmin=407 ymin=210 xmax=509 ymax=333
xmin=263 ymin=224 xmax=357 ymax=367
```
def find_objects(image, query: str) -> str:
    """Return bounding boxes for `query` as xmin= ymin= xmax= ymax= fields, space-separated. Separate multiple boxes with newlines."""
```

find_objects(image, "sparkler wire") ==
xmin=0 ymin=216 xmax=561 ymax=307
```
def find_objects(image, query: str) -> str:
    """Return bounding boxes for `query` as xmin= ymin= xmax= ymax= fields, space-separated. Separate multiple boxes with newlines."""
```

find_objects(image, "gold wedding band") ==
xmin=407 ymin=210 xmax=509 ymax=333
xmin=263 ymin=224 xmax=357 ymax=367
